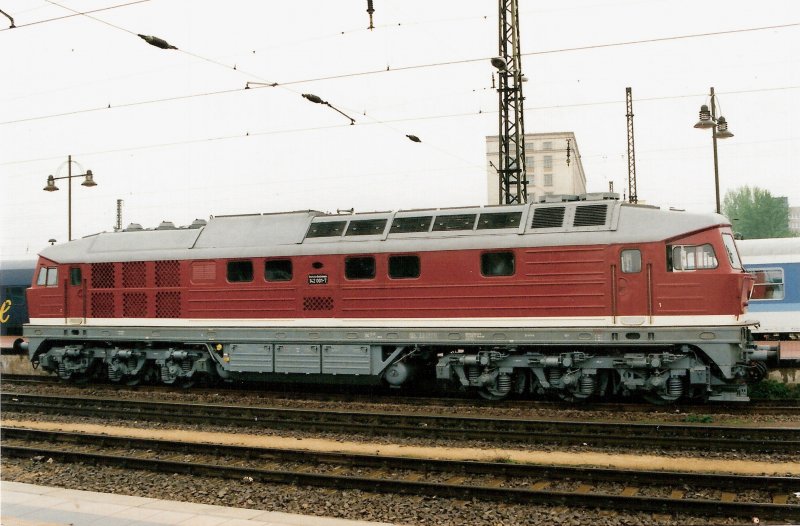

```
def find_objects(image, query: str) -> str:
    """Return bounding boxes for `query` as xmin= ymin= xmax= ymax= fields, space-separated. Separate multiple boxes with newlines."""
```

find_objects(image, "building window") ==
xmin=543 ymin=155 xmax=553 ymax=170
xmin=36 ymin=267 xmax=58 ymax=287
xmin=525 ymin=156 xmax=534 ymax=168
xmin=525 ymin=141 xmax=535 ymax=151
xmin=543 ymin=141 xmax=552 ymax=150
xmin=265 ymin=260 xmax=292 ymax=282
xmin=345 ymin=256 xmax=375 ymax=280
xmin=227 ymin=261 xmax=253 ymax=282
xmin=749 ymin=268 xmax=784 ymax=300
xmin=389 ymin=255 xmax=420 ymax=279
xmin=481 ymin=252 xmax=515 ymax=277
xmin=621 ymin=249 xmax=642 ymax=273
xmin=544 ymin=173 xmax=553 ymax=186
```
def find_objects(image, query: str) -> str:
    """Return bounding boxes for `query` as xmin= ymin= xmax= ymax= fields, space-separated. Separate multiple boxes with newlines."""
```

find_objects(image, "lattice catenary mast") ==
xmin=495 ymin=0 xmax=527 ymax=205
xmin=625 ymin=87 xmax=638 ymax=204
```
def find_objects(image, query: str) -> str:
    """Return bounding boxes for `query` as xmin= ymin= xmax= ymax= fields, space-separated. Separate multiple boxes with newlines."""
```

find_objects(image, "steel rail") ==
xmin=3 ymin=392 xmax=799 ymax=452
xmin=2 ymin=429 xmax=798 ymax=520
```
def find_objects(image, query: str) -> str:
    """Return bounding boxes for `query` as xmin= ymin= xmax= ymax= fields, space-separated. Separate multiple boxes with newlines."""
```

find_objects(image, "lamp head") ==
xmin=490 ymin=57 xmax=508 ymax=71
xmin=714 ymin=116 xmax=734 ymax=139
xmin=693 ymin=104 xmax=715 ymax=129
xmin=81 ymin=170 xmax=97 ymax=187
xmin=43 ymin=175 xmax=59 ymax=192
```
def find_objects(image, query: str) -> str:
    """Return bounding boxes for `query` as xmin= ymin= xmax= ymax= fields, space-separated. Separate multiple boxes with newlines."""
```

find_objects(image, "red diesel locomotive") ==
xmin=24 ymin=195 xmax=769 ymax=402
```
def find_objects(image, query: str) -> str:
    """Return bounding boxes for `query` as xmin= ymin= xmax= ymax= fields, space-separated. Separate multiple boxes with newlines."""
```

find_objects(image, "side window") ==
xmin=37 ymin=267 xmax=58 ymax=287
xmin=389 ymin=255 xmax=420 ymax=279
xmin=345 ymin=256 xmax=375 ymax=280
xmin=70 ymin=267 xmax=82 ymax=286
xmin=265 ymin=260 xmax=293 ymax=282
xmin=481 ymin=252 xmax=515 ymax=277
xmin=749 ymin=268 xmax=784 ymax=300
xmin=227 ymin=260 xmax=253 ymax=282
xmin=621 ymin=249 xmax=642 ymax=273
xmin=668 ymin=244 xmax=718 ymax=271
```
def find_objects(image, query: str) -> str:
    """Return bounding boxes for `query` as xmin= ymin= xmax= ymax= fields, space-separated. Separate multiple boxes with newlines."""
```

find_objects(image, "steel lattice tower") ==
xmin=626 ymin=87 xmax=638 ymax=204
xmin=496 ymin=0 xmax=527 ymax=205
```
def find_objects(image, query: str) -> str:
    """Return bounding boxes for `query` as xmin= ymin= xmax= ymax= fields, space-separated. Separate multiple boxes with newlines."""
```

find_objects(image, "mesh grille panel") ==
xmin=303 ymin=297 xmax=334 ymax=311
xmin=155 ymin=291 xmax=181 ymax=318
xmin=123 ymin=292 xmax=148 ymax=317
xmin=91 ymin=292 xmax=115 ymax=317
xmin=155 ymin=260 xmax=180 ymax=287
xmin=91 ymin=263 xmax=115 ymax=288
xmin=122 ymin=261 xmax=146 ymax=288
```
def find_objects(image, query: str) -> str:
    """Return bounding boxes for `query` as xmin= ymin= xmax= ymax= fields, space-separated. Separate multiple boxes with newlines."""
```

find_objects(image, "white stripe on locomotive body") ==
xmin=37 ymin=201 xmax=731 ymax=264
xmin=29 ymin=315 xmax=754 ymax=329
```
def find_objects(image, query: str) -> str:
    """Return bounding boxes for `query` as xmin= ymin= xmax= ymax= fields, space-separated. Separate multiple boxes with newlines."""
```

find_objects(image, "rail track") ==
xmin=2 ymin=374 xmax=799 ymax=416
xmin=2 ymin=426 xmax=798 ymax=520
xmin=3 ymin=392 xmax=800 ymax=453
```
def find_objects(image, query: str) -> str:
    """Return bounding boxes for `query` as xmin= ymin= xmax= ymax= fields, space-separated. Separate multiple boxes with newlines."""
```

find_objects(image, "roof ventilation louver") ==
xmin=573 ymin=204 xmax=609 ymax=227
xmin=157 ymin=221 xmax=176 ymax=230
xmin=123 ymin=223 xmax=143 ymax=232
xmin=531 ymin=207 xmax=565 ymax=229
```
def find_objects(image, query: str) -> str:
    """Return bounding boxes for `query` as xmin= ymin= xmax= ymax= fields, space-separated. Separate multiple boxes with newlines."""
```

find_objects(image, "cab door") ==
xmin=65 ymin=266 xmax=86 ymax=322
xmin=615 ymin=248 xmax=649 ymax=318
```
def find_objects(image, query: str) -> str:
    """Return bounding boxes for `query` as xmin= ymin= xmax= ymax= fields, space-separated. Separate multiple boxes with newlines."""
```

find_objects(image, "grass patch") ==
xmin=748 ymin=379 xmax=800 ymax=400
xmin=683 ymin=414 xmax=714 ymax=424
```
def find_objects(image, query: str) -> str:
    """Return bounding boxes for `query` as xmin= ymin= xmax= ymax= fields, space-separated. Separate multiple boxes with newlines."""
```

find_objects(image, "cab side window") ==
xmin=36 ymin=267 xmax=58 ymax=287
xmin=621 ymin=249 xmax=641 ymax=273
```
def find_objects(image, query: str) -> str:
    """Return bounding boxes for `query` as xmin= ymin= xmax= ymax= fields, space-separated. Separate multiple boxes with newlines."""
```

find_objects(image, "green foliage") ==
xmin=748 ymin=379 xmax=800 ymax=400
xmin=684 ymin=414 xmax=714 ymax=423
xmin=722 ymin=186 xmax=794 ymax=239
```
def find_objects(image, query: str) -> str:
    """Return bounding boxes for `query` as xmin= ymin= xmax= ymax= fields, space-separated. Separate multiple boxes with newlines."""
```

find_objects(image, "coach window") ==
xmin=69 ymin=267 xmax=82 ymax=286
xmin=265 ymin=259 xmax=293 ymax=282
xmin=36 ymin=267 xmax=58 ymax=287
xmin=621 ymin=249 xmax=642 ymax=273
xmin=481 ymin=252 xmax=515 ymax=277
xmin=750 ymin=268 xmax=784 ymax=300
xmin=389 ymin=255 xmax=420 ymax=279
xmin=227 ymin=260 xmax=253 ymax=282
xmin=668 ymin=244 xmax=718 ymax=271
xmin=345 ymin=256 xmax=375 ymax=280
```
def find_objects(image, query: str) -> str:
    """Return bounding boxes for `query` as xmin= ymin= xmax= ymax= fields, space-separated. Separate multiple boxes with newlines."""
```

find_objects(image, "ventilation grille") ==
xmin=303 ymin=296 xmax=334 ymax=311
xmin=155 ymin=291 xmax=181 ymax=318
xmin=91 ymin=292 xmax=114 ymax=317
xmin=155 ymin=260 xmax=180 ymax=287
xmin=123 ymin=292 xmax=148 ymax=317
xmin=91 ymin=263 xmax=115 ymax=288
xmin=122 ymin=261 xmax=146 ymax=288
xmin=573 ymin=204 xmax=608 ymax=227
xmin=531 ymin=207 xmax=565 ymax=229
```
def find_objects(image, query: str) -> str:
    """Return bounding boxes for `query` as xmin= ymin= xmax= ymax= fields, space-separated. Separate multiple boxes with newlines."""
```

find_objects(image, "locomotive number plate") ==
xmin=308 ymin=274 xmax=328 ymax=285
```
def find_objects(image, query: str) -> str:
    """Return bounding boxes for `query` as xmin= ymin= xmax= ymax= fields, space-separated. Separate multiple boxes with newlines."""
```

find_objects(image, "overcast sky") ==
xmin=2 ymin=0 xmax=798 ymax=259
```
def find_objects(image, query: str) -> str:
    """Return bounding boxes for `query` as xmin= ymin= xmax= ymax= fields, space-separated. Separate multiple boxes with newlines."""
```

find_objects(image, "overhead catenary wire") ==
xmin=0 ymin=0 xmax=150 ymax=32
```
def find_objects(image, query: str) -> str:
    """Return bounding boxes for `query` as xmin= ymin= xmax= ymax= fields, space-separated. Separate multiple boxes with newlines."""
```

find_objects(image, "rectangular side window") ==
xmin=36 ymin=267 xmax=47 ymax=286
xmin=389 ymin=255 xmax=420 ymax=279
xmin=70 ymin=267 xmax=82 ymax=286
xmin=390 ymin=216 xmax=432 ymax=233
xmin=481 ymin=252 xmax=515 ymax=277
xmin=477 ymin=212 xmax=522 ymax=230
xmin=227 ymin=261 xmax=253 ymax=282
xmin=44 ymin=267 xmax=58 ymax=286
xmin=669 ymin=244 xmax=718 ymax=271
xmin=306 ymin=221 xmax=347 ymax=238
xmin=345 ymin=256 xmax=375 ymax=280
xmin=265 ymin=260 xmax=293 ymax=282
xmin=432 ymin=214 xmax=476 ymax=232
xmin=621 ymin=249 xmax=642 ymax=273
xmin=346 ymin=219 xmax=387 ymax=236
xmin=749 ymin=268 xmax=784 ymax=300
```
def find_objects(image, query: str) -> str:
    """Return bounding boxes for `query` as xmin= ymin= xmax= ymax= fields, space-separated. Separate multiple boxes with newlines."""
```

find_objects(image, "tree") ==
xmin=722 ymin=186 xmax=794 ymax=239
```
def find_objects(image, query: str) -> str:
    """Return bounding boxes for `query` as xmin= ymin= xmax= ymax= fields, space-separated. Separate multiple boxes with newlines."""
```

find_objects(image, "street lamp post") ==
xmin=693 ymin=87 xmax=734 ymax=214
xmin=43 ymin=155 xmax=97 ymax=241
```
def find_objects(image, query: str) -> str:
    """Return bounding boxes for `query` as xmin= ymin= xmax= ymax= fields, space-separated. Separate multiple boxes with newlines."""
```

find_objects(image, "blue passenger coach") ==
xmin=738 ymin=238 xmax=800 ymax=344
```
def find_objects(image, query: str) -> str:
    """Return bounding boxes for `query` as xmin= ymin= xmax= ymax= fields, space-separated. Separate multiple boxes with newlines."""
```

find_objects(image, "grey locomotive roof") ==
xmin=39 ymin=200 xmax=729 ymax=264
